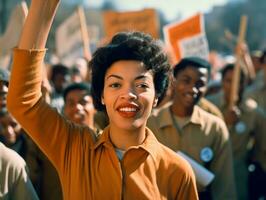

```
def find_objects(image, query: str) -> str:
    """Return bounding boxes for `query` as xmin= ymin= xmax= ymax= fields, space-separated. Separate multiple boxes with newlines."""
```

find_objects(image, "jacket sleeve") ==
xmin=6 ymin=49 xmax=92 ymax=171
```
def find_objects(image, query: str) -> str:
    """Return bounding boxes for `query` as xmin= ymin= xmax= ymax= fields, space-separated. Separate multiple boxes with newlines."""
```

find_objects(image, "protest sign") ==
xmin=103 ymin=9 xmax=159 ymax=41
xmin=164 ymin=13 xmax=209 ymax=63
xmin=0 ymin=1 xmax=28 ymax=68
xmin=55 ymin=8 xmax=101 ymax=65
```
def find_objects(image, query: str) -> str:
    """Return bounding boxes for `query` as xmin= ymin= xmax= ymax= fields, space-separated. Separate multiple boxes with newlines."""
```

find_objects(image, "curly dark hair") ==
xmin=89 ymin=31 xmax=171 ymax=111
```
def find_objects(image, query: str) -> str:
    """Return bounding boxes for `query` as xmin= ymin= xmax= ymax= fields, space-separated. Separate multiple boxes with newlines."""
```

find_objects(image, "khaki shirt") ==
xmin=7 ymin=49 xmax=198 ymax=200
xmin=198 ymin=98 xmax=224 ymax=120
xmin=148 ymin=104 xmax=236 ymax=200
xmin=0 ymin=142 xmax=38 ymax=200
xmin=244 ymin=85 xmax=266 ymax=117
xmin=208 ymin=91 xmax=266 ymax=171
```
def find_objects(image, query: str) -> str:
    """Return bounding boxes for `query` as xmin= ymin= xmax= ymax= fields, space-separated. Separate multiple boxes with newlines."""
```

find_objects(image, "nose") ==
xmin=5 ymin=126 xmax=15 ymax=137
xmin=120 ymin=87 xmax=137 ymax=100
xmin=192 ymin=87 xmax=199 ymax=95
xmin=73 ymin=103 xmax=83 ymax=112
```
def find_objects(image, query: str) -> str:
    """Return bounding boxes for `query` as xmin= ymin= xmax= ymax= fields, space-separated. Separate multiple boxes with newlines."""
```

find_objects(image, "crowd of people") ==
xmin=1 ymin=0 xmax=266 ymax=200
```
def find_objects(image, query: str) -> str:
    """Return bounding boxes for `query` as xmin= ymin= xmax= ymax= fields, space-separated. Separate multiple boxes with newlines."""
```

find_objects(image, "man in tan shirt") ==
xmin=0 ymin=142 xmax=38 ymax=200
xmin=148 ymin=57 xmax=236 ymax=200
xmin=207 ymin=63 xmax=266 ymax=200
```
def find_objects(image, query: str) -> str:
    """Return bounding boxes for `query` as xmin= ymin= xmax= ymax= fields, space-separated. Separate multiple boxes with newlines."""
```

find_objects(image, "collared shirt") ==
xmin=7 ymin=49 xmax=198 ymax=200
xmin=0 ymin=142 xmax=38 ymax=200
xmin=207 ymin=90 xmax=266 ymax=171
xmin=147 ymin=104 xmax=236 ymax=200
xmin=244 ymin=84 xmax=266 ymax=117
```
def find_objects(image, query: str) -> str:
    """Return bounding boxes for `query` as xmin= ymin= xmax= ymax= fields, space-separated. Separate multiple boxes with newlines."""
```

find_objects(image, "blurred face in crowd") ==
xmin=251 ymin=55 xmax=262 ymax=73
xmin=102 ymin=60 xmax=157 ymax=132
xmin=222 ymin=69 xmax=233 ymax=103
xmin=53 ymin=73 xmax=70 ymax=93
xmin=172 ymin=66 xmax=208 ymax=112
xmin=64 ymin=89 xmax=96 ymax=127
xmin=0 ymin=81 xmax=8 ymax=110
xmin=222 ymin=68 xmax=244 ymax=104
xmin=0 ymin=112 xmax=22 ymax=146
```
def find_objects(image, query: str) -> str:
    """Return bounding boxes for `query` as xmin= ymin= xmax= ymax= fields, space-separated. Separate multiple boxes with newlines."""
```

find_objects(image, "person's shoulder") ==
xmin=0 ymin=142 xmax=26 ymax=170
xmin=195 ymin=106 xmax=228 ymax=137
xmin=196 ymin=105 xmax=224 ymax=123
xmin=198 ymin=98 xmax=224 ymax=119
xmin=156 ymin=142 xmax=194 ymax=175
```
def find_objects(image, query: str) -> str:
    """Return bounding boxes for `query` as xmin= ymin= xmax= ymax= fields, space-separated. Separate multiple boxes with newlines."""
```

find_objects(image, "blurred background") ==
xmin=0 ymin=0 xmax=265 ymax=55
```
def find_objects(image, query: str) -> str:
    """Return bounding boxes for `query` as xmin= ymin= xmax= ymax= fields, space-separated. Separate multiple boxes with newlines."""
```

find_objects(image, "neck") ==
xmin=86 ymin=118 xmax=95 ymax=131
xmin=171 ymin=102 xmax=193 ymax=117
xmin=109 ymin=125 xmax=146 ymax=150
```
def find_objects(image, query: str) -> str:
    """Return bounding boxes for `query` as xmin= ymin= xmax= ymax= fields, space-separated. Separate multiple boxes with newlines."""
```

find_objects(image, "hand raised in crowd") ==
xmin=224 ymin=105 xmax=241 ymax=126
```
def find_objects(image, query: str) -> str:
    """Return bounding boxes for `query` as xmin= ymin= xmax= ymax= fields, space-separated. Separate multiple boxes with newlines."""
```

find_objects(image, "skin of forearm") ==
xmin=18 ymin=0 xmax=60 ymax=49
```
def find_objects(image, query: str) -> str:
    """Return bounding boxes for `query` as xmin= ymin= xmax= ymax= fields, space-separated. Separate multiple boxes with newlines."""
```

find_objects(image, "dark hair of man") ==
xmin=173 ymin=57 xmax=211 ymax=78
xmin=221 ymin=63 xmax=245 ymax=85
xmin=259 ymin=49 xmax=266 ymax=64
xmin=63 ymin=82 xmax=91 ymax=102
xmin=89 ymin=31 xmax=171 ymax=112
xmin=50 ymin=64 xmax=70 ymax=82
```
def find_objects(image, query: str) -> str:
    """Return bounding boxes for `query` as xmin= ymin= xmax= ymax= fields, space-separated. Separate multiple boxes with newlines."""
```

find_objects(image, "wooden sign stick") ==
xmin=77 ymin=6 xmax=91 ymax=61
xmin=229 ymin=15 xmax=247 ymax=109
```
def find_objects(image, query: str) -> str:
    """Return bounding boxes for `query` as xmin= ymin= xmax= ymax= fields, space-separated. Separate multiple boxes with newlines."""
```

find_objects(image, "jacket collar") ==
xmin=91 ymin=126 xmax=160 ymax=160
xmin=157 ymin=103 xmax=204 ymax=129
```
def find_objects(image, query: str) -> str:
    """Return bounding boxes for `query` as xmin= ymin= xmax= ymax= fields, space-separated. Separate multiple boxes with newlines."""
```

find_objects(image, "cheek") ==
xmin=85 ymin=104 xmax=95 ymax=112
xmin=199 ymin=86 xmax=207 ymax=94
xmin=223 ymin=82 xmax=231 ymax=91
xmin=139 ymin=93 xmax=155 ymax=107
xmin=64 ymin=107 xmax=72 ymax=115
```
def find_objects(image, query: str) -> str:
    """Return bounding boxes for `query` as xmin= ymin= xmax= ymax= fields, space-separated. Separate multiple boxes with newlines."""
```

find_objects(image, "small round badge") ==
xmin=200 ymin=147 xmax=213 ymax=162
xmin=235 ymin=121 xmax=246 ymax=134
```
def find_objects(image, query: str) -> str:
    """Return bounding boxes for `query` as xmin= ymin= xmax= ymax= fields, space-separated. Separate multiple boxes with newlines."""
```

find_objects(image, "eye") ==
xmin=66 ymin=101 xmax=75 ymax=107
xmin=109 ymin=82 xmax=121 ymax=88
xmin=195 ymin=81 xmax=204 ymax=88
xmin=181 ymin=77 xmax=190 ymax=84
xmin=136 ymin=83 xmax=149 ymax=89
xmin=79 ymin=99 xmax=87 ymax=106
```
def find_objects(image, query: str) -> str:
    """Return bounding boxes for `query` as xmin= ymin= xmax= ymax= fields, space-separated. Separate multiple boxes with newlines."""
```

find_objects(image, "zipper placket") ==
xmin=119 ymin=159 xmax=125 ymax=200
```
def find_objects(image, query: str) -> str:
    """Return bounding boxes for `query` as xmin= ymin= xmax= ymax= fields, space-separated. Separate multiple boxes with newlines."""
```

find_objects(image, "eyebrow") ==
xmin=106 ymin=74 xmax=151 ymax=81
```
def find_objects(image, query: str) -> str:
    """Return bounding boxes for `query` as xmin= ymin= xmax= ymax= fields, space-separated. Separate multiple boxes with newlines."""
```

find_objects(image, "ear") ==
xmin=101 ymin=95 xmax=105 ymax=105
xmin=153 ymin=97 xmax=158 ymax=108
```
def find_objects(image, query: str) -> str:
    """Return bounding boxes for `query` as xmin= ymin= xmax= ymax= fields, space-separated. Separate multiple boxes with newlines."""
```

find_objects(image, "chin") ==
xmin=117 ymin=120 xmax=145 ymax=131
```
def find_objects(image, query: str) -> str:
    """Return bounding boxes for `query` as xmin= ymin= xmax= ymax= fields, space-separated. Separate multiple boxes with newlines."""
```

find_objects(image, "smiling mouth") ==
xmin=117 ymin=106 xmax=140 ymax=118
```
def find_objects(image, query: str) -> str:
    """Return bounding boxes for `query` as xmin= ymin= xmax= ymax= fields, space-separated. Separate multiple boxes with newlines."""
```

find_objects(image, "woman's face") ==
xmin=102 ymin=60 xmax=157 ymax=132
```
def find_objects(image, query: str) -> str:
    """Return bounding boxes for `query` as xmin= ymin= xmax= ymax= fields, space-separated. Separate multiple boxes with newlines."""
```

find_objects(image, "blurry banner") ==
xmin=164 ymin=13 xmax=209 ymax=63
xmin=0 ymin=1 xmax=28 ymax=68
xmin=103 ymin=9 xmax=159 ymax=41
xmin=56 ymin=10 xmax=83 ymax=59
xmin=77 ymin=6 xmax=91 ymax=60
xmin=56 ymin=8 xmax=100 ymax=65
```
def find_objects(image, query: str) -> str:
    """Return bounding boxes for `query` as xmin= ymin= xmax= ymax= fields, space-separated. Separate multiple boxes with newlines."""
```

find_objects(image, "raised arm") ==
xmin=18 ymin=0 xmax=60 ymax=49
xmin=6 ymin=0 xmax=76 ymax=169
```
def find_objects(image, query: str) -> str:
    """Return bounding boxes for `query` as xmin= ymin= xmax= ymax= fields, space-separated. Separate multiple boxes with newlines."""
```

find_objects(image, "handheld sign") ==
xmin=0 ymin=1 xmax=28 ymax=68
xmin=103 ymin=9 xmax=159 ymax=41
xmin=77 ymin=6 xmax=92 ymax=61
xmin=177 ymin=151 xmax=215 ymax=187
xmin=163 ymin=13 xmax=209 ymax=64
